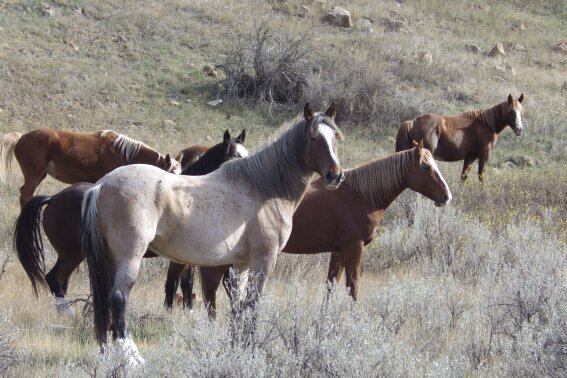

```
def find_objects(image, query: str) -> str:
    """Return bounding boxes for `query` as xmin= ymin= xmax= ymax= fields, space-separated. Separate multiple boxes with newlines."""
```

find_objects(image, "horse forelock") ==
xmin=110 ymin=133 xmax=144 ymax=163
xmin=222 ymin=112 xmax=340 ymax=199
xmin=345 ymin=149 xmax=414 ymax=208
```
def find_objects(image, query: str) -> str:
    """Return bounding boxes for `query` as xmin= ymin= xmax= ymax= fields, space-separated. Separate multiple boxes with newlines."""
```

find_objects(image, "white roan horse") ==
xmin=81 ymin=104 xmax=344 ymax=364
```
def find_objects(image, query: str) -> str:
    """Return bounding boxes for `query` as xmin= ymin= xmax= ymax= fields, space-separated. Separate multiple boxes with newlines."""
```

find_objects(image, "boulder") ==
xmin=488 ymin=43 xmax=506 ymax=58
xmin=555 ymin=40 xmax=567 ymax=54
xmin=322 ymin=7 xmax=353 ymax=28
xmin=465 ymin=43 xmax=481 ymax=54
xmin=419 ymin=51 xmax=433 ymax=65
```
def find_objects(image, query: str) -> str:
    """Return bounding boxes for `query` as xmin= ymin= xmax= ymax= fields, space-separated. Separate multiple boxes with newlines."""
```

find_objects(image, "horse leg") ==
xmin=110 ymin=258 xmax=145 ymax=365
xmin=19 ymin=172 xmax=47 ymax=207
xmin=343 ymin=242 xmax=364 ymax=301
xmin=200 ymin=265 xmax=230 ymax=320
xmin=46 ymin=258 xmax=80 ymax=316
xmin=327 ymin=252 xmax=345 ymax=296
xmin=478 ymin=151 xmax=490 ymax=183
xmin=180 ymin=265 xmax=195 ymax=309
xmin=461 ymin=156 xmax=476 ymax=183
xmin=164 ymin=262 xmax=185 ymax=310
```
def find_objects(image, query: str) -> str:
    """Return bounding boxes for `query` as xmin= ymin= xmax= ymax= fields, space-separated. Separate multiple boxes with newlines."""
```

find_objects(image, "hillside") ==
xmin=0 ymin=0 xmax=566 ymax=376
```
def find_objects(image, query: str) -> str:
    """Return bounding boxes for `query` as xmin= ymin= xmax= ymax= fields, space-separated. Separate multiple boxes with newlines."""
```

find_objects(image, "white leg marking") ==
xmin=117 ymin=337 xmax=145 ymax=366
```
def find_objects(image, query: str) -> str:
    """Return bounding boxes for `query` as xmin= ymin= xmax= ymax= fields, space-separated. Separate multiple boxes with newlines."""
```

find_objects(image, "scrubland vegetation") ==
xmin=0 ymin=0 xmax=566 ymax=376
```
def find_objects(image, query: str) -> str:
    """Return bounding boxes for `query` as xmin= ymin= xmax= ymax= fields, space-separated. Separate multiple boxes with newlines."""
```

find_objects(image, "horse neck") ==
xmin=221 ymin=118 xmax=317 ymax=204
xmin=136 ymin=146 xmax=166 ymax=169
xmin=183 ymin=147 xmax=223 ymax=176
xmin=345 ymin=151 xmax=411 ymax=211
xmin=477 ymin=102 xmax=508 ymax=134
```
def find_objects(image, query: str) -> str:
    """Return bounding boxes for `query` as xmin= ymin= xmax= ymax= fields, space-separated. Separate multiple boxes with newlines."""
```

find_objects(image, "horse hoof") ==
xmin=55 ymin=297 xmax=75 ymax=317
xmin=117 ymin=337 xmax=145 ymax=366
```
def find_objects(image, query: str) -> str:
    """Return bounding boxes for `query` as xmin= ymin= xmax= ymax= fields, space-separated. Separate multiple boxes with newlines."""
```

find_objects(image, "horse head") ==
xmin=164 ymin=154 xmax=182 ymax=174
xmin=303 ymin=103 xmax=344 ymax=190
xmin=223 ymin=129 xmax=249 ymax=161
xmin=408 ymin=140 xmax=452 ymax=207
xmin=505 ymin=93 xmax=525 ymax=136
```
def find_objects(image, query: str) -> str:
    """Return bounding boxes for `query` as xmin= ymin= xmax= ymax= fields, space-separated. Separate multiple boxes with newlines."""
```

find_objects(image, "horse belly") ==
xmin=435 ymin=130 xmax=471 ymax=161
xmin=151 ymin=215 xmax=249 ymax=266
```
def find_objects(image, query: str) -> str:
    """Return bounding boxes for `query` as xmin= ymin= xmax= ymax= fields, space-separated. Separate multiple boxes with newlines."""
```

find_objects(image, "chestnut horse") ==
xmin=183 ymin=142 xmax=452 ymax=318
xmin=0 ymin=128 xmax=181 ymax=206
xmin=13 ymin=130 xmax=247 ymax=314
xmin=395 ymin=94 xmax=525 ymax=182
xmin=81 ymin=104 xmax=343 ymax=363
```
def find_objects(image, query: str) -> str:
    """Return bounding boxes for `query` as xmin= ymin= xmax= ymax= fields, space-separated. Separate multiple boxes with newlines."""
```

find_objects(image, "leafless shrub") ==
xmin=217 ymin=21 xmax=311 ymax=108
xmin=0 ymin=313 xmax=19 ymax=376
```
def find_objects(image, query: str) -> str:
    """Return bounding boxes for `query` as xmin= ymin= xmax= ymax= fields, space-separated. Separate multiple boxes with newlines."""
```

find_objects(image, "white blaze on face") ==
xmin=317 ymin=122 xmax=339 ymax=167
xmin=427 ymin=154 xmax=452 ymax=203
xmin=515 ymin=108 xmax=524 ymax=134
xmin=236 ymin=143 xmax=249 ymax=158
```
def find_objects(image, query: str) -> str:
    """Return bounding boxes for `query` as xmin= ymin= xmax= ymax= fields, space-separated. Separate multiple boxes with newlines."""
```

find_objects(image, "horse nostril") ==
xmin=325 ymin=172 xmax=336 ymax=182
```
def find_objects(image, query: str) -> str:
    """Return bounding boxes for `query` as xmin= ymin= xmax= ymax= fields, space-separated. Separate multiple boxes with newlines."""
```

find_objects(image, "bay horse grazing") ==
xmin=0 ymin=128 xmax=182 ymax=206
xmin=193 ymin=141 xmax=452 ymax=318
xmin=81 ymin=103 xmax=343 ymax=364
xmin=395 ymin=94 xmax=525 ymax=182
xmin=13 ymin=130 xmax=248 ymax=314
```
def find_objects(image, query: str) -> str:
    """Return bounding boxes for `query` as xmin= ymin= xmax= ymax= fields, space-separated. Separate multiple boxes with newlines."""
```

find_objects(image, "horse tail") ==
xmin=0 ymin=132 xmax=22 ymax=180
xmin=395 ymin=121 xmax=413 ymax=152
xmin=13 ymin=195 xmax=52 ymax=296
xmin=81 ymin=184 xmax=109 ymax=346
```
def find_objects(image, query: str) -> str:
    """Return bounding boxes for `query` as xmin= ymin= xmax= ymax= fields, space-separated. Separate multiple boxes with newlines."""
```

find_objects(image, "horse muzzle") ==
xmin=514 ymin=128 xmax=523 ymax=136
xmin=435 ymin=192 xmax=452 ymax=207
xmin=323 ymin=171 xmax=345 ymax=190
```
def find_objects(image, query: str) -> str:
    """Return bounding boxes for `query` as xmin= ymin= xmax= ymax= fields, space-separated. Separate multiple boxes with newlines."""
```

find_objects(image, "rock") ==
xmin=502 ymin=161 xmax=516 ymax=169
xmin=206 ymin=135 xmax=212 ymax=141
xmin=170 ymin=100 xmax=180 ymax=106
xmin=41 ymin=5 xmax=54 ymax=17
xmin=465 ymin=43 xmax=481 ymax=54
xmin=554 ymin=40 xmax=567 ymax=53
xmin=202 ymin=64 xmax=217 ymax=77
xmin=419 ymin=51 xmax=433 ymax=65
xmin=358 ymin=18 xmax=374 ymax=33
xmin=322 ymin=7 xmax=353 ymax=28
xmin=488 ymin=43 xmax=506 ymax=58
xmin=163 ymin=119 xmax=176 ymax=127
xmin=547 ymin=62 xmax=557 ymax=69
xmin=512 ymin=43 xmax=526 ymax=51
xmin=562 ymin=81 xmax=567 ymax=91
xmin=207 ymin=99 xmax=223 ymax=107
xmin=505 ymin=63 xmax=516 ymax=75
xmin=72 ymin=5 xmax=84 ymax=16
xmin=512 ymin=21 xmax=527 ymax=32
xmin=301 ymin=5 xmax=310 ymax=14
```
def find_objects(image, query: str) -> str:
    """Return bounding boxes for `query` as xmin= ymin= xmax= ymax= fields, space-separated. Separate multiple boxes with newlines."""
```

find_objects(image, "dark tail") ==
xmin=13 ymin=195 xmax=52 ymax=296
xmin=81 ymin=184 xmax=110 ymax=346
xmin=395 ymin=121 xmax=413 ymax=152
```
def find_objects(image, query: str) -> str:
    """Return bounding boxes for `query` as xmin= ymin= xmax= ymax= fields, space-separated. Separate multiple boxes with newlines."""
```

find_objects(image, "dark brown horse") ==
xmin=395 ymin=94 xmax=525 ymax=182
xmin=0 ymin=128 xmax=181 ymax=206
xmin=13 ymin=130 xmax=247 ymax=314
xmin=181 ymin=142 xmax=451 ymax=318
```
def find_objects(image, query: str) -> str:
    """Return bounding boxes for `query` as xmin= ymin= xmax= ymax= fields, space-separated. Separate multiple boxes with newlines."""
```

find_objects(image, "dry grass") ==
xmin=0 ymin=0 xmax=566 ymax=376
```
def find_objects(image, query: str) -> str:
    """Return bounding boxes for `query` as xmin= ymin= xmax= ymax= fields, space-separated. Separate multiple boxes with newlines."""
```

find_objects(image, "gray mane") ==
xmin=222 ymin=113 xmax=340 ymax=199
xmin=345 ymin=149 xmax=415 ymax=208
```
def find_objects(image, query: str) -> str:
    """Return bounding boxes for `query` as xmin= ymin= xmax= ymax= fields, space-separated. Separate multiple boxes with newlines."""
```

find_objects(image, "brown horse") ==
xmin=395 ymin=94 xmax=525 ymax=182
xmin=0 ymin=128 xmax=181 ymax=206
xmin=189 ymin=142 xmax=451 ymax=318
xmin=13 ymin=130 xmax=247 ymax=314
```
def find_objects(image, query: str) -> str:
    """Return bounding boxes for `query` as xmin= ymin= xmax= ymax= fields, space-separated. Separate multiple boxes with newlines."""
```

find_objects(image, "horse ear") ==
xmin=518 ymin=93 xmax=524 ymax=103
xmin=508 ymin=94 xmax=513 ymax=104
xmin=418 ymin=139 xmax=424 ymax=151
xmin=412 ymin=140 xmax=419 ymax=147
xmin=304 ymin=103 xmax=314 ymax=121
xmin=165 ymin=154 xmax=171 ymax=165
xmin=223 ymin=129 xmax=231 ymax=143
xmin=237 ymin=129 xmax=246 ymax=143
xmin=325 ymin=103 xmax=337 ymax=120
